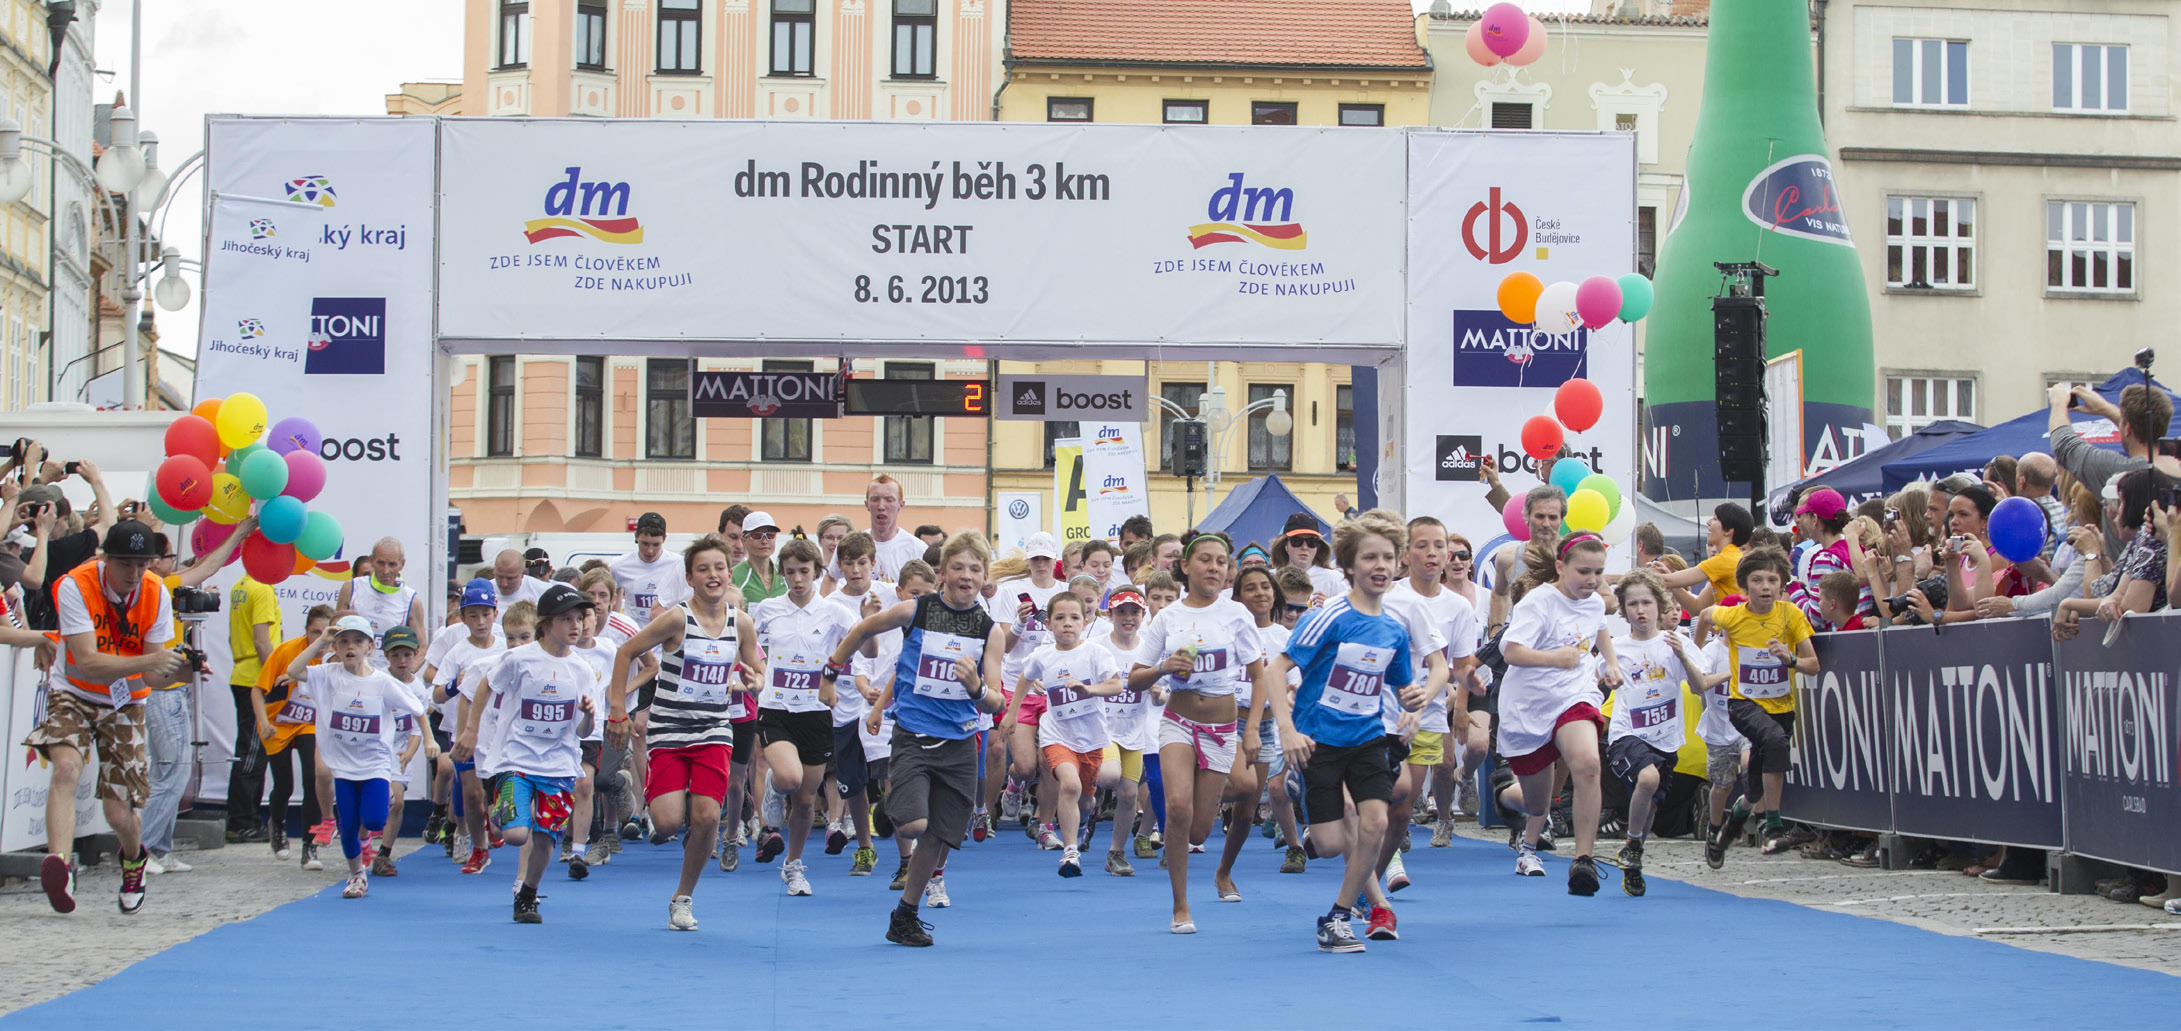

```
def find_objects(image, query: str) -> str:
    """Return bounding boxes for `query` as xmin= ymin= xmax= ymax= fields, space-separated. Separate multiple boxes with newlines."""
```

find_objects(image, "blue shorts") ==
xmin=494 ymin=773 xmax=576 ymax=835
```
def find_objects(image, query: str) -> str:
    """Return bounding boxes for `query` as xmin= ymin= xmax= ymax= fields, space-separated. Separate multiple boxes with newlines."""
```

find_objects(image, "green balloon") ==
xmin=144 ymin=492 xmax=197 ymax=526
xmin=295 ymin=509 xmax=343 ymax=561
xmin=1578 ymin=473 xmax=1622 ymax=520
xmin=227 ymin=443 xmax=266 ymax=474
xmin=1616 ymin=272 xmax=1654 ymax=322
xmin=237 ymin=447 xmax=290 ymax=500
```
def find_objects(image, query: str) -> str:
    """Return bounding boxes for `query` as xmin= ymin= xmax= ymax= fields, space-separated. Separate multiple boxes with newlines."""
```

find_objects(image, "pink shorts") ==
xmin=1014 ymin=689 xmax=1047 ymax=726
xmin=1503 ymin=703 xmax=1604 ymax=778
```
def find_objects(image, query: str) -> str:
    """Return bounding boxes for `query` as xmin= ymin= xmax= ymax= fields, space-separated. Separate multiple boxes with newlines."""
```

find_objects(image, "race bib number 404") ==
xmin=1737 ymin=658 xmax=1790 ymax=699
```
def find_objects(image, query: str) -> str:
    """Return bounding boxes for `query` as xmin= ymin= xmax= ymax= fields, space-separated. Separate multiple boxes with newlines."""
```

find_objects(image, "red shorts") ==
xmin=644 ymin=743 xmax=732 ymax=803
xmin=1503 ymin=703 xmax=1604 ymax=778
xmin=1014 ymin=689 xmax=1047 ymax=726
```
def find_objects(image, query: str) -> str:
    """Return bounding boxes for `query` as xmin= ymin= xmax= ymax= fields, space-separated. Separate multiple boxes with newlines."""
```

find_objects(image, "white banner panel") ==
xmin=1080 ymin=422 xmax=1151 ymax=542
xmin=995 ymin=491 xmax=1042 ymax=556
xmin=1 ymin=651 xmax=110 ymax=852
xmin=192 ymin=118 xmax=439 ymax=801
xmin=1404 ymin=132 xmax=1638 ymax=552
xmin=436 ymin=120 xmax=1405 ymax=353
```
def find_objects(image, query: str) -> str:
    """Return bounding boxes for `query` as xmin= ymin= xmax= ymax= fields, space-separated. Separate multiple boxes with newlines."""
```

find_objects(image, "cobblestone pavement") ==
xmin=1455 ymin=824 xmax=2181 ymax=975
xmin=0 ymin=840 xmax=429 ymax=1012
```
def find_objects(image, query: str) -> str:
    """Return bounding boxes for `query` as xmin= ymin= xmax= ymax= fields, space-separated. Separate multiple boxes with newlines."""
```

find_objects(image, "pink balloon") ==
xmin=1480 ymin=3 xmax=1530 ymax=58
xmin=281 ymin=449 xmax=326 ymax=502
xmin=191 ymin=518 xmax=241 ymax=565
xmin=1508 ymin=15 xmax=1547 ymax=66
xmin=1502 ymin=495 xmax=1531 ymax=542
xmin=1576 ymin=275 xmax=1625 ymax=330
xmin=1464 ymin=21 xmax=1502 ymax=67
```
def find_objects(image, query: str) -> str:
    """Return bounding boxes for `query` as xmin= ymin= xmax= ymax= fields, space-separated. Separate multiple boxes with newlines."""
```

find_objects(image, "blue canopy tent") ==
xmin=1880 ymin=368 xmax=2178 ymax=491
xmin=1766 ymin=419 xmax=1982 ymax=520
xmin=1195 ymin=474 xmax=1327 ymax=553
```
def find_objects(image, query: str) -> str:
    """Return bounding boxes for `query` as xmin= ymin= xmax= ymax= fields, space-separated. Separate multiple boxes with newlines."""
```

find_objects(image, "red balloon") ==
xmin=1555 ymin=378 xmax=1605 ymax=433
xmin=164 ymin=415 xmax=220 ymax=467
xmin=1521 ymin=415 xmax=1565 ymax=463
xmin=155 ymin=455 xmax=214 ymax=511
xmin=241 ymin=532 xmax=296 ymax=586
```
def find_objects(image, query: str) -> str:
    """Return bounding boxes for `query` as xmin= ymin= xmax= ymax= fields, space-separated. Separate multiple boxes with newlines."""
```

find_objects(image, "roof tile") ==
xmin=1009 ymin=0 xmax=1431 ymax=70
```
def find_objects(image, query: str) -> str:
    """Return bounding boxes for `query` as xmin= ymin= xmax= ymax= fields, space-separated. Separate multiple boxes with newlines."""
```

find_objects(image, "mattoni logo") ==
xmin=1451 ymin=309 xmax=1589 ymax=388
xmin=283 ymin=174 xmax=336 ymax=208
xmin=525 ymin=166 xmax=644 ymax=245
xmin=248 ymin=218 xmax=276 ymax=240
xmin=1462 ymin=187 xmax=1526 ymax=264
xmin=303 ymin=297 xmax=386 ymax=376
xmin=236 ymin=319 xmax=265 ymax=340
xmin=1435 ymin=435 xmax=1484 ymax=482
xmin=1186 ymin=173 xmax=1307 ymax=250
xmin=1011 ymin=380 xmax=1047 ymax=416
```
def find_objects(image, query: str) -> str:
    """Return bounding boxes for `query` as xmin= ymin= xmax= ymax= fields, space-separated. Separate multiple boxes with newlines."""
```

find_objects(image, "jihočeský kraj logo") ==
xmin=249 ymin=219 xmax=276 ymax=240
xmin=203 ymin=317 xmax=300 ymax=365
xmin=488 ymin=166 xmax=692 ymax=295
xmin=284 ymin=175 xmax=336 ymax=207
xmin=1151 ymin=171 xmax=1356 ymax=300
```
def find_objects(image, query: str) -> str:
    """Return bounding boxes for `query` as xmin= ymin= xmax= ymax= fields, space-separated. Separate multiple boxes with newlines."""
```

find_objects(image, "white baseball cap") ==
xmin=742 ymin=511 xmax=780 ymax=534
xmin=1024 ymin=532 xmax=1060 ymax=560
xmin=332 ymin=614 xmax=376 ymax=640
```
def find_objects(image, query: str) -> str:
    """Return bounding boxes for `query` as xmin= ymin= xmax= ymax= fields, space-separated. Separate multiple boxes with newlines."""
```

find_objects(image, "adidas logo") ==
xmin=1441 ymin=448 xmax=1472 ymax=469
xmin=1017 ymin=388 xmax=1039 ymax=405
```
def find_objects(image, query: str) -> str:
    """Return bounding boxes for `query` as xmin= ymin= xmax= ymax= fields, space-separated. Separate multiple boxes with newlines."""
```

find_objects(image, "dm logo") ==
xmin=525 ymin=166 xmax=644 ymax=245
xmin=283 ymin=175 xmax=336 ymax=208
xmin=1097 ymin=474 xmax=1130 ymax=497
xmin=236 ymin=319 xmax=265 ymax=340
xmin=248 ymin=219 xmax=276 ymax=240
xmin=1463 ymin=187 xmax=1526 ymax=264
xmin=303 ymin=297 xmax=386 ymax=376
xmin=1187 ymin=173 xmax=1306 ymax=250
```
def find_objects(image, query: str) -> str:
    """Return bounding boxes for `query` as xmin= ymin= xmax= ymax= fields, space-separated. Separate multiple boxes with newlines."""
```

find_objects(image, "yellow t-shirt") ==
xmin=227 ymin=576 xmax=284 ymax=688
xmin=1712 ymin=601 xmax=1812 ymax=715
xmin=1697 ymin=544 xmax=1743 ymax=601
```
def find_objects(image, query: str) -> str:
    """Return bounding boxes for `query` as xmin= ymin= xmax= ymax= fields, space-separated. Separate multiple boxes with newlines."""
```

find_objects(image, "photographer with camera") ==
xmin=22 ymin=520 xmax=191 ymax=916
xmin=9 ymin=452 xmax=117 ymax=631
xmin=2047 ymin=359 xmax=2180 ymax=561
xmin=2053 ymin=469 xmax=2170 ymax=641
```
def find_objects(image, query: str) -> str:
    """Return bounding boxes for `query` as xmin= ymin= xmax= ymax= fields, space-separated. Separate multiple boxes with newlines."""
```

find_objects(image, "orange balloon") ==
xmin=192 ymin=398 xmax=222 ymax=425
xmin=292 ymin=551 xmax=316 ymax=576
xmin=1498 ymin=271 xmax=1544 ymax=324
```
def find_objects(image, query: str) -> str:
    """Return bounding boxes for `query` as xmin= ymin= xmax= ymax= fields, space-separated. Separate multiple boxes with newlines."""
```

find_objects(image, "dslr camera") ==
xmin=171 ymin=585 xmax=223 ymax=615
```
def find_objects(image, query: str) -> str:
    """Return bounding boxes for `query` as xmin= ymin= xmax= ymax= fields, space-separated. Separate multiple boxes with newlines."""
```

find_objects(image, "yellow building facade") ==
xmin=0 ymin=0 xmax=50 ymax=411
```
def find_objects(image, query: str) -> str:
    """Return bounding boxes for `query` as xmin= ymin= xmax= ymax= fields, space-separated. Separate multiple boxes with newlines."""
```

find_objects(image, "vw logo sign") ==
xmin=1008 ymin=499 xmax=1030 ymax=520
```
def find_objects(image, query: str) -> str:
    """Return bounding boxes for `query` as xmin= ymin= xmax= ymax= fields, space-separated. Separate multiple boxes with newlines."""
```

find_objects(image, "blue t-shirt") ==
xmin=887 ymin=594 xmax=996 ymax=740
xmin=1285 ymin=598 xmax=1415 ymax=749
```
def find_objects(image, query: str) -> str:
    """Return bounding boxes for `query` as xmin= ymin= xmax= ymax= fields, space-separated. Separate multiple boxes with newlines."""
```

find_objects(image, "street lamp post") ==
xmin=1153 ymin=385 xmax=1291 ymax=528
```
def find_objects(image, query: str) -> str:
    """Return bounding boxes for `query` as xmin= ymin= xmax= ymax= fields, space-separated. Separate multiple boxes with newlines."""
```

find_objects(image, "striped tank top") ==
xmin=649 ymin=606 xmax=742 ymax=751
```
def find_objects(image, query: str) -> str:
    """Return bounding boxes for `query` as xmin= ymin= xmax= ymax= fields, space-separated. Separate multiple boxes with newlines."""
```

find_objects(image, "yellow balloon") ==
xmin=215 ymin=392 xmax=268 ymax=449
xmin=1566 ymin=488 xmax=1610 ymax=533
xmin=204 ymin=472 xmax=250 ymax=524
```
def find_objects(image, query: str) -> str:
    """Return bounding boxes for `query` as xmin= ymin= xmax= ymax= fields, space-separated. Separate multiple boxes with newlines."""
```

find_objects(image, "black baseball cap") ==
xmin=381 ymin=626 xmax=422 ymax=652
xmin=103 ymin=519 xmax=165 ymax=559
xmin=635 ymin=512 xmax=667 ymax=535
xmin=536 ymin=583 xmax=596 ymax=618
xmin=523 ymin=546 xmax=552 ymax=563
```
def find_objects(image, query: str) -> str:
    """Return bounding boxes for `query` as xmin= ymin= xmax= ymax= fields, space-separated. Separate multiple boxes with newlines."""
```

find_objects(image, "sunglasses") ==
xmin=745 ymin=531 xmax=778 ymax=541
xmin=1449 ymin=551 xmax=1472 ymax=562
xmin=1282 ymin=602 xmax=1310 ymax=614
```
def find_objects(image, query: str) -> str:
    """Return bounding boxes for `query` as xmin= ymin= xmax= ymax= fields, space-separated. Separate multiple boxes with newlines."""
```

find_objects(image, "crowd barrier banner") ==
xmin=2055 ymin=615 xmax=2181 ymax=874
xmin=434 ymin=120 xmax=1407 ymax=353
xmin=1079 ymin=422 xmax=1150 ymax=543
xmin=1784 ymin=628 xmax=1890 ymax=833
xmin=1 ymin=648 xmax=112 ymax=853
xmin=1880 ymin=622 xmax=2063 ymax=850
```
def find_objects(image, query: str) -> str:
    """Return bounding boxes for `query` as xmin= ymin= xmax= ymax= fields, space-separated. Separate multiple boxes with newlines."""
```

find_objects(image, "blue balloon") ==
xmin=1548 ymin=456 xmax=1591 ymax=498
xmin=257 ymin=495 xmax=309 ymax=545
xmin=1987 ymin=495 xmax=2046 ymax=563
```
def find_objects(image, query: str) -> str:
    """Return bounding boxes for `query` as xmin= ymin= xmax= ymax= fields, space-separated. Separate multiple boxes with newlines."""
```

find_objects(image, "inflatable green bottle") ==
xmin=1642 ymin=0 xmax=1875 ymax=502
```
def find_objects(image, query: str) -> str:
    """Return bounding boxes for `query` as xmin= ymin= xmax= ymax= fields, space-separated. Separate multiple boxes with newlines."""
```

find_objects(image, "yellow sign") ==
xmin=1052 ymin=439 xmax=1089 ymax=545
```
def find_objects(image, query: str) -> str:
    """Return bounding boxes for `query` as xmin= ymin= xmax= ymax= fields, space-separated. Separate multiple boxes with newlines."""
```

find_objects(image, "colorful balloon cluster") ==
xmin=151 ymin=392 xmax=344 ymax=586
xmin=1496 ymin=271 xmax=1654 ymax=331
xmin=1467 ymin=4 xmax=1547 ymax=68
xmin=1498 ymin=377 xmax=1636 ymax=547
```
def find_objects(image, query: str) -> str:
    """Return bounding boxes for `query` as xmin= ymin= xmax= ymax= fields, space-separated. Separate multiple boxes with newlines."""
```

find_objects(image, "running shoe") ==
xmin=342 ymin=872 xmax=369 ymax=899
xmin=2167 ymin=898 xmax=2181 ymax=916
xmin=1261 ymin=816 xmax=1277 ymax=839
xmin=560 ymin=836 xmax=574 ymax=863
xmin=1762 ymin=824 xmax=1814 ymax=855
xmin=273 ymin=828 xmax=292 ymax=861
xmin=1365 ymin=904 xmax=1398 ymax=941
xmin=461 ymin=847 xmax=492 ymax=874
xmin=1515 ymin=846 xmax=1545 ymax=877
xmin=755 ymin=830 xmax=786 ymax=864
xmin=451 ymin=831 xmax=471 ymax=862
xmin=890 ymin=860 xmax=910 ymax=891
xmin=584 ymin=840 xmax=611 ymax=868
xmin=1538 ymin=822 xmax=1557 ymax=851
xmin=668 ymin=894 xmax=698 ymax=931
xmin=1621 ymin=845 xmax=1647 ymax=898
xmin=301 ymin=843 xmax=324 ymax=872
xmin=717 ymin=835 xmax=738 ymax=873
xmin=371 ymin=851 xmax=398 ymax=877
xmin=782 ymin=859 xmax=813 ymax=897
xmin=1396 ymin=827 xmax=1411 ymax=854
xmin=513 ymin=885 xmax=541 ymax=924
xmin=873 ymin=802 xmax=895 ymax=839
xmin=1001 ymin=784 xmax=1022 ymax=823
xmin=1106 ymin=850 xmax=1134 ymax=877
xmin=763 ymin=789 xmax=786 ymax=831
xmin=1281 ymin=846 xmax=1307 ymax=874
xmin=1719 ymin=796 xmax=1751 ymax=849
xmin=309 ymin=819 xmax=335 ymax=847
xmin=423 ymin=810 xmax=445 ymax=844
xmin=1132 ymin=834 xmax=1156 ymax=859
xmin=850 ymin=846 xmax=877 ymax=876
xmin=156 ymin=851 xmax=193 ymax=873
xmin=1430 ymin=818 xmax=1454 ymax=849
xmin=1316 ymin=911 xmax=1365 ymax=953
xmin=1704 ymin=828 xmax=1728 ymax=870
xmin=1187 ymin=842 xmax=1205 ymax=854
xmin=924 ymin=874 xmax=951 ymax=908
xmin=118 ymin=849 xmax=147 ymax=915
xmin=607 ymin=834 xmax=623 ymax=857
xmin=970 ymin=810 xmax=990 ymax=842
xmin=1506 ymin=823 xmax=1522 ymax=851
xmin=1059 ymin=847 xmax=1082 ymax=878
xmin=489 ymin=829 xmax=506 ymax=850
xmin=1385 ymin=852 xmax=1410 ymax=893
xmin=40 ymin=854 xmax=75 ymax=914
xmin=1282 ymin=765 xmax=1306 ymax=813
xmin=142 ymin=852 xmax=166 ymax=876
xmin=887 ymin=906 xmax=934 ymax=947
xmin=1458 ymin=776 xmax=1480 ymax=815
xmin=1568 ymin=855 xmax=1601 ymax=897
xmin=1613 ymin=839 xmax=1642 ymax=870
xmin=568 ymin=851 xmax=590 ymax=880
xmin=1598 ymin=816 xmax=1627 ymax=840
xmin=826 ymin=825 xmax=850 ymax=855
xmin=1037 ymin=824 xmax=1064 ymax=851
xmin=619 ymin=816 xmax=645 ymax=840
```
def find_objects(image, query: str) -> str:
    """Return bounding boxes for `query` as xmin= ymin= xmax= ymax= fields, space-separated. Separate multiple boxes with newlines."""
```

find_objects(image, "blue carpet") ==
xmin=9 ymin=827 xmax=2176 ymax=1029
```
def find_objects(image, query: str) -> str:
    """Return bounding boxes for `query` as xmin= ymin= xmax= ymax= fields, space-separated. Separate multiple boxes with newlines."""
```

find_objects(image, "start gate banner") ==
xmin=434 ymin=119 xmax=1406 ymax=354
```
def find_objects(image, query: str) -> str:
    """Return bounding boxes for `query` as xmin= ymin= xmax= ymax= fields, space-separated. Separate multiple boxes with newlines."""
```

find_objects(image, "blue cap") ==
xmin=460 ymin=577 xmax=498 ymax=610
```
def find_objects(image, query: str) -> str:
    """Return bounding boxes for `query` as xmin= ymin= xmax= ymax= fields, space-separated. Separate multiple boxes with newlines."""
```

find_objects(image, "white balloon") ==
xmin=1599 ymin=496 xmax=1638 ymax=546
xmin=1535 ymin=281 xmax=1581 ymax=334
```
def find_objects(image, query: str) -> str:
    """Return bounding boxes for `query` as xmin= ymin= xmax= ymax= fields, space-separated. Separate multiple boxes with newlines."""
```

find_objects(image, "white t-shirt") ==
xmin=824 ymin=581 xmax=898 ymax=725
xmin=609 ymin=551 xmax=689 ymax=628
xmin=1607 ymin=633 xmax=1708 ymax=755
xmin=752 ymin=593 xmax=855 ymax=714
xmin=850 ymin=649 xmax=898 ymax=757
xmin=1022 ymin=641 xmax=1123 ymax=753
xmin=1388 ymin=580 xmax=1480 ymax=734
xmin=423 ymin=622 xmax=501 ymax=673
xmin=1495 ymin=585 xmax=1609 ymax=758
xmin=54 ymin=570 xmax=174 ymax=707
xmin=829 ymin=530 xmax=928 ymax=585
xmin=1138 ymin=598 xmax=1263 ymax=701
xmin=304 ymin=663 xmax=426 ymax=781
xmin=496 ymin=576 xmax=551 ymax=609
xmin=469 ymin=651 xmax=516 ymax=774
xmin=484 ymin=642 xmax=592 ymax=778
xmin=1694 ymin=638 xmax=1743 ymax=749
xmin=571 ymin=641 xmax=620 ymax=743
xmin=433 ymin=636 xmax=504 ymax=731
xmin=387 ymin=673 xmax=430 ymax=788
xmin=990 ymin=578 xmax=1071 ymax=684
xmin=1305 ymin=565 xmax=1350 ymax=600
xmin=1096 ymin=634 xmax=1155 ymax=752
xmin=1376 ymin=593 xmax=1449 ymax=735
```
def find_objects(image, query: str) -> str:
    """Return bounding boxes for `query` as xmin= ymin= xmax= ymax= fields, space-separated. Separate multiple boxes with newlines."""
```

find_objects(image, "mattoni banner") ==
xmin=435 ymin=120 xmax=1406 ymax=354
xmin=1883 ymin=622 xmax=2062 ymax=849
xmin=1404 ymin=133 xmax=1637 ymax=545
xmin=1079 ymin=422 xmax=1151 ymax=542
xmin=1784 ymin=628 xmax=1891 ymax=832
xmin=2055 ymin=618 xmax=2181 ymax=874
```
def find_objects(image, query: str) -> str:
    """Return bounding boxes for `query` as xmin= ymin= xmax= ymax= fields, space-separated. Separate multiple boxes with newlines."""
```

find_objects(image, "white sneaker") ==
xmin=2167 ymin=898 xmax=2180 ymax=915
xmin=1037 ymin=825 xmax=1063 ymax=850
xmin=1458 ymin=775 xmax=1480 ymax=816
xmin=782 ymin=859 xmax=812 ymax=896
xmin=924 ymin=874 xmax=951 ymax=908
xmin=1515 ymin=848 xmax=1545 ymax=877
xmin=1386 ymin=851 xmax=1411 ymax=893
xmin=1059 ymin=847 xmax=1082 ymax=878
xmin=342 ymin=872 xmax=369 ymax=899
xmin=763 ymin=789 xmax=787 ymax=830
xmin=452 ymin=833 xmax=472 ymax=862
xmin=142 ymin=853 xmax=167 ymax=876
xmin=156 ymin=852 xmax=192 ymax=873
xmin=668 ymin=894 xmax=698 ymax=930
